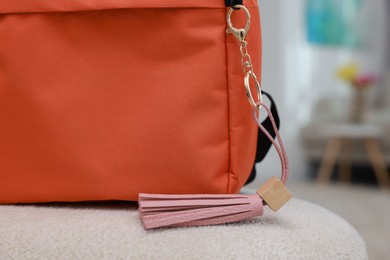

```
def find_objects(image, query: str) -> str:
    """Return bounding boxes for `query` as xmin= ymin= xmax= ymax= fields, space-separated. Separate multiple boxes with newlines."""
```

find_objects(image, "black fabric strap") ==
xmin=225 ymin=0 xmax=243 ymax=9
xmin=246 ymin=91 xmax=281 ymax=184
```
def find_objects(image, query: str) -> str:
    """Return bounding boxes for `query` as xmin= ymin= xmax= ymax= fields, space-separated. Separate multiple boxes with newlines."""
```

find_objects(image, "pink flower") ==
xmin=351 ymin=74 xmax=377 ymax=88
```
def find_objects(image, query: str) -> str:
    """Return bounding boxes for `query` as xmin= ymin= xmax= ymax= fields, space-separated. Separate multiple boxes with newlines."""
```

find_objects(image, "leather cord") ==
xmin=246 ymin=91 xmax=281 ymax=184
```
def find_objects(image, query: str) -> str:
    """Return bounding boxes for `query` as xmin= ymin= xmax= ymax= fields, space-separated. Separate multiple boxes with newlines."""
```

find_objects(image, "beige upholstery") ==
xmin=0 ymin=198 xmax=367 ymax=259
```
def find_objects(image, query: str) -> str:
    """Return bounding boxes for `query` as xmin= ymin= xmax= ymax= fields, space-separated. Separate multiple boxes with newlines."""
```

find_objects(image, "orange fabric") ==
xmin=0 ymin=1 xmax=261 ymax=203
xmin=0 ymin=0 xmax=260 ymax=13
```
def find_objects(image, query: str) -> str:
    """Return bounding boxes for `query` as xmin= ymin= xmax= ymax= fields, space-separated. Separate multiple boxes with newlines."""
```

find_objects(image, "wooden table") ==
xmin=316 ymin=124 xmax=390 ymax=189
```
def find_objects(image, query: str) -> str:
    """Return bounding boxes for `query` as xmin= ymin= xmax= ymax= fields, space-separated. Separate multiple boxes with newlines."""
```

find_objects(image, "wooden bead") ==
xmin=256 ymin=177 xmax=293 ymax=212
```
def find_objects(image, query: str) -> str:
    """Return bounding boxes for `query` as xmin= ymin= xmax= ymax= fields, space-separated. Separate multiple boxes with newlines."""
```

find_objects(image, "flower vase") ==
xmin=349 ymin=87 xmax=365 ymax=123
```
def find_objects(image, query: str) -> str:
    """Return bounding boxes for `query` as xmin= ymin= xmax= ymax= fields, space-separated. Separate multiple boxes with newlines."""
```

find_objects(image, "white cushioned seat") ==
xmin=0 ymin=198 xmax=367 ymax=259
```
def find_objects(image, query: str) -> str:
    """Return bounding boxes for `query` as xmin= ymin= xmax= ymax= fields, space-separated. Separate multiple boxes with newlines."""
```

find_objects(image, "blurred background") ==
xmin=248 ymin=0 xmax=390 ymax=259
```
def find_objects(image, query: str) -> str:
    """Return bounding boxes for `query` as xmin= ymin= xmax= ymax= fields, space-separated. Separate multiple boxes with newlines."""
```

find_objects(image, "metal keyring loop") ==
xmin=244 ymin=71 xmax=263 ymax=109
xmin=226 ymin=5 xmax=251 ymax=41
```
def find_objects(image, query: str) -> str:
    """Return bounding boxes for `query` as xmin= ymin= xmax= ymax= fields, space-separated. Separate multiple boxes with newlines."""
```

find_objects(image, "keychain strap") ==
xmin=247 ymin=91 xmax=281 ymax=184
xmin=253 ymin=102 xmax=289 ymax=184
xmin=255 ymin=91 xmax=281 ymax=163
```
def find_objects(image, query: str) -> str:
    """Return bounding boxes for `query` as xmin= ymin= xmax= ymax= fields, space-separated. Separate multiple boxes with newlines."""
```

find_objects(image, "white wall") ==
xmin=253 ymin=0 xmax=389 ymax=185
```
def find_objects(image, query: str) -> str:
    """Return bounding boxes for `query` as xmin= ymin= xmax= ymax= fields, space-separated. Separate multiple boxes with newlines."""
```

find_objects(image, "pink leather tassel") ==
xmin=138 ymin=193 xmax=263 ymax=230
xmin=138 ymin=101 xmax=290 ymax=230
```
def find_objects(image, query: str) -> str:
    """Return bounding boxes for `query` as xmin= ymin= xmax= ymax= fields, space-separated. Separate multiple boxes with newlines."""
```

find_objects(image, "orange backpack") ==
xmin=0 ymin=0 xmax=273 ymax=203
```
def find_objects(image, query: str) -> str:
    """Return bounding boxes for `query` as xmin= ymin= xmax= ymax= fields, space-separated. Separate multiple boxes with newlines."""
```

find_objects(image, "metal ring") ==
xmin=244 ymin=71 xmax=262 ymax=109
xmin=226 ymin=5 xmax=251 ymax=41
